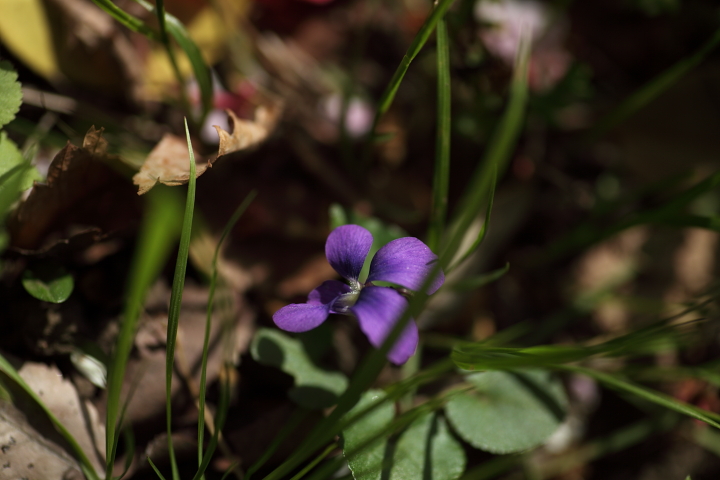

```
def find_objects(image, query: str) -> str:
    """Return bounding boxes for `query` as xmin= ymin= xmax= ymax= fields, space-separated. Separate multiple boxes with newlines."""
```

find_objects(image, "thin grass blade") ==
xmin=427 ymin=16 xmax=452 ymax=252
xmin=369 ymin=0 xmax=456 ymax=139
xmin=88 ymin=0 xmax=158 ymax=39
xmin=589 ymin=26 xmax=720 ymax=141
xmin=0 ymin=353 xmax=101 ymax=480
xmin=164 ymin=119 xmax=198 ymax=480
xmin=105 ymin=188 xmax=181 ymax=479
xmin=561 ymin=365 xmax=720 ymax=428
xmin=198 ymin=190 xmax=256 ymax=469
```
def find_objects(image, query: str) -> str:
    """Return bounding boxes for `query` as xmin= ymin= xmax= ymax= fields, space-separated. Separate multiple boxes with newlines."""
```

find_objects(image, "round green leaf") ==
xmin=445 ymin=370 xmax=567 ymax=454
xmin=390 ymin=412 xmax=466 ymax=480
xmin=0 ymin=61 xmax=22 ymax=129
xmin=250 ymin=328 xmax=348 ymax=409
xmin=0 ymin=132 xmax=41 ymax=193
xmin=21 ymin=263 xmax=74 ymax=303
xmin=341 ymin=390 xmax=395 ymax=480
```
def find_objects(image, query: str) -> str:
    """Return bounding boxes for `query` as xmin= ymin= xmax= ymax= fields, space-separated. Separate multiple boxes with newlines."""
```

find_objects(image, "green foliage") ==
xmin=388 ymin=412 xmax=465 ymax=480
xmin=21 ymin=262 xmax=74 ymax=303
xmin=163 ymin=119 xmax=198 ymax=480
xmin=251 ymin=328 xmax=349 ymax=409
xmin=341 ymin=390 xmax=395 ymax=480
xmin=0 ymin=132 xmax=40 ymax=191
xmin=0 ymin=61 xmax=22 ymax=129
xmin=105 ymin=187 xmax=182 ymax=479
xmin=450 ymin=263 xmax=509 ymax=292
xmin=445 ymin=370 xmax=567 ymax=454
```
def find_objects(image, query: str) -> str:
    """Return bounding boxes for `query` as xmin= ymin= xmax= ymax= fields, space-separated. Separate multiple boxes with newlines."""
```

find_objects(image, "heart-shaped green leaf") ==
xmin=21 ymin=263 xmax=74 ymax=303
xmin=250 ymin=328 xmax=348 ymax=409
xmin=389 ymin=412 xmax=466 ymax=480
xmin=445 ymin=370 xmax=567 ymax=454
xmin=341 ymin=389 xmax=395 ymax=480
xmin=341 ymin=393 xmax=466 ymax=480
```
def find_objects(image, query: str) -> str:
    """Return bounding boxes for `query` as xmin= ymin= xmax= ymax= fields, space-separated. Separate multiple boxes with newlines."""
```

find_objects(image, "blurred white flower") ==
xmin=476 ymin=0 xmax=572 ymax=92
xmin=475 ymin=0 xmax=550 ymax=65
xmin=321 ymin=94 xmax=373 ymax=138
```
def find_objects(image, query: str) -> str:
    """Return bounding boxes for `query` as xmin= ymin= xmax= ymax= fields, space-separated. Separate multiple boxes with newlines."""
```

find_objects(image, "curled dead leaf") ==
xmin=133 ymin=104 xmax=281 ymax=194
xmin=8 ymin=126 xmax=141 ymax=252
xmin=215 ymin=105 xmax=281 ymax=159
xmin=132 ymin=134 xmax=208 ymax=195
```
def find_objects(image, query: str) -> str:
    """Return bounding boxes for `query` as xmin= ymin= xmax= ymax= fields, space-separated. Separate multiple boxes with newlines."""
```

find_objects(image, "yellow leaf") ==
xmin=0 ymin=0 xmax=60 ymax=80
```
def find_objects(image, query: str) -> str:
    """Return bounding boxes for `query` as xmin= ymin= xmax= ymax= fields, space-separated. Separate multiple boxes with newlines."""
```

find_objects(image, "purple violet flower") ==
xmin=273 ymin=224 xmax=445 ymax=365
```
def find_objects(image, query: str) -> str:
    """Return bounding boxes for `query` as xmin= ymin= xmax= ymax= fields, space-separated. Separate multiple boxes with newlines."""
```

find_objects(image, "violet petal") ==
xmin=367 ymin=237 xmax=445 ymax=294
xmin=326 ymin=225 xmax=373 ymax=283
xmin=273 ymin=303 xmax=331 ymax=333
xmin=307 ymin=280 xmax=352 ymax=306
xmin=350 ymin=286 xmax=418 ymax=365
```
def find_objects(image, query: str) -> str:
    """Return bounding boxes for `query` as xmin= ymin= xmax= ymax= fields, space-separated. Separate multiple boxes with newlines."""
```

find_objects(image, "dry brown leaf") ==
xmin=8 ymin=126 xmax=141 ymax=252
xmin=19 ymin=363 xmax=105 ymax=474
xmin=0 ymin=401 xmax=84 ymax=480
xmin=0 ymin=360 xmax=105 ymax=480
xmin=215 ymin=104 xmax=281 ymax=159
xmin=133 ymin=104 xmax=280 ymax=195
xmin=132 ymin=134 xmax=208 ymax=195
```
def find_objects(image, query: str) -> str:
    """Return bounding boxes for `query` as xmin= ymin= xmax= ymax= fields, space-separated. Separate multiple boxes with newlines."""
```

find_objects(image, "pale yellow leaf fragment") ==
xmin=215 ymin=105 xmax=281 ymax=159
xmin=133 ymin=134 xmax=208 ymax=195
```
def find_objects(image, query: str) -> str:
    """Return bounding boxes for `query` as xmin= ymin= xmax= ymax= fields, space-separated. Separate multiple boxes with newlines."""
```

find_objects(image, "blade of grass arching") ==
xmin=198 ymin=190 xmax=257 ymax=472
xmin=244 ymin=408 xmax=309 ymax=480
xmin=134 ymin=0 xmax=213 ymax=123
xmin=151 ymin=0 xmax=190 ymax=117
xmin=88 ymin=0 xmax=158 ymax=39
xmin=164 ymin=119 xmax=198 ymax=480
xmin=560 ymin=365 xmax=720 ymax=429
xmin=545 ymin=170 xmax=720 ymax=261
xmin=287 ymin=443 xmax=338 ymax=480
xmin=588 ymin=26 xmax=720 ymax=141
xmin=368 ymin=0 xmax=456 ymax=141
xmin=220 ymin=463 xmax=241 ymax=480
xmin=446 ymin=164 xmax=497 ymax=273
xmin=147 ymin=456 xmax=169 ymax=480
xmin=440 ymin=38 xmax=529 ymax=266
xmin=0 ymin=353 xmax=101 ymax=480
xmin=105 ymin=189 xmax=181 ymax=480
xmin=427 ymin=16 xmax=451 ymax=253
xmin=114 ymin=427 xmax=135 ymax=480
xmin=112 ymin=366 xmax=145 ymax=480
xmin=191 ymin=363 xmax=232 ymax=480
xmin=450 ymin=262 xmax=509 ymax=292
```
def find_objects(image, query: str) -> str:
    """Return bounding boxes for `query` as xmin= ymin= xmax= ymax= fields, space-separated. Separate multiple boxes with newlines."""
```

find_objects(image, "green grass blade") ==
xmin=450 ymin=262 xmax=509 ymax=292
xmin=134 ymin=0 xmax=212 ymax=122
xmin=147 ymin=456 xmax=169 ymax=480
xmin=105 ymin=189 xmax=181 ymax=479
xmin=198 ymin=190 xmax=256 ymax=469
xmin=561 ymin=365 xmax=720 ymax=429
xmin=244 ymin=408 xmax=308 ymax=480
xmin=0 ymin=353 xmax=101 ymax=480
xmin=164 ymin=118 xmax=198 ymax=480
xmin=164 ymin=13 xmax=213 ymax=121
xmin=88 ymin=0 xmax=158 ymax=39
xmin=447 ymin=164 xmax=497 ymax=272
xmin=191 ymin=364 xmax=232 ymax=480
xmin=287 ymin=444 xmax=337 ymax=480
xmin=427 ymin=16 xmax=451 ymax=253
xmin=589 ymin=26 xmax=720 ymax=141
xmin=369 ymin=0 xmax=456 ymax=139
xmin=440 ymin=39 xmax=529 ymax=266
